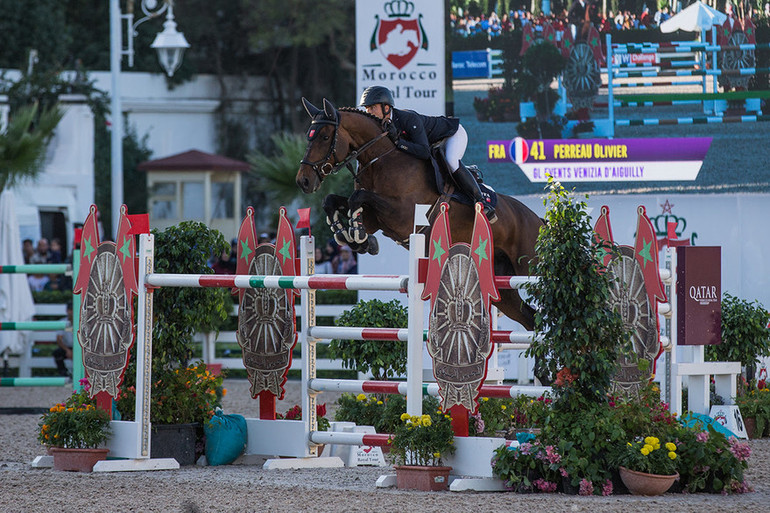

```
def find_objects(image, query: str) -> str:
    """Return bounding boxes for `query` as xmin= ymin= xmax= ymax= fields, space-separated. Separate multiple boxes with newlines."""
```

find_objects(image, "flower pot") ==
xmin=51 ymin=447 xmax=109 ymax=473
xmin=618 ymin=466 xmax=678 ymax=496
xmin=394 ymin=465 xmax=452 ymax=491
xmin=151 ymin=423 xmax=198 ymax=466
xmin=744 ymin=416 xmax=757 ymax=439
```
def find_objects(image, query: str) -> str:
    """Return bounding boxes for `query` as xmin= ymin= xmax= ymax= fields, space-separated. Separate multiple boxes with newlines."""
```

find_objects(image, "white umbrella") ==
xmin=0 ymin=189 xmax=36 ymax=358
xmin=660 ymin=1 xmax=727 ymax=33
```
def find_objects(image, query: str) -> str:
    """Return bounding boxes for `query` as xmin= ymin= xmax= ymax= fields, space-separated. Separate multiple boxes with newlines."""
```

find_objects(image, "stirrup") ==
xmin=484 ymin=204 xmax=498 ymax=224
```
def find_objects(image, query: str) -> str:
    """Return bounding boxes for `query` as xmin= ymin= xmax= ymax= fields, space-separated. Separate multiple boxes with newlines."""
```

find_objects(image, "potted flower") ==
xmin=612 ymin=436 xmax=679 ymax=495
xmin=390 ymin=409 xmax=455 ymax=491
xmin=38 ymin=378 xmax=112 ymax=472
xmin=277 ymin=403 xmax=331 ymax=431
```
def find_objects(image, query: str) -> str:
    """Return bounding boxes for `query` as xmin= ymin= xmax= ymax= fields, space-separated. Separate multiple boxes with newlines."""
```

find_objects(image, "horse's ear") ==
xmin=302 ymin=97 xmax=321 ymax=118
xmin=322 ymin=98 xmax=337 ymax=119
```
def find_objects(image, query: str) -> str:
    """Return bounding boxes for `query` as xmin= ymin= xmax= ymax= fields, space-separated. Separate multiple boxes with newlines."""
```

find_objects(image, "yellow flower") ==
xmin=665 ymin=442 xmax=677 ymax=452
xmin=644 ymin=436 xmax=659 ymax=446
xmin=482 ymin=397 xmax=489 ymax=402
xmin=356 ymin=393 xmax=366 ymax=401
xmin=640 ymin=447 xmax=650 ymax=456
xmin=400 ymin=413 xmax=410 ymax=421
xmin=643 ymin=444 xmax=654 ymax=453
xmin=501 ymin=405 xmax=507 ymax=411
xmin=668 ymin=451 xmax=677 ymax=460
xmin=433 ymin=452 xmax=441 ymax=458
xmin=377 ymin=401 xmax=383 ymax=405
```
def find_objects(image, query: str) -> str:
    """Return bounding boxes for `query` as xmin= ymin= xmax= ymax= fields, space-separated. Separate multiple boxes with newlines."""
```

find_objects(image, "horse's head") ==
xmin=296 ymin=97 xmax=350 ymax=194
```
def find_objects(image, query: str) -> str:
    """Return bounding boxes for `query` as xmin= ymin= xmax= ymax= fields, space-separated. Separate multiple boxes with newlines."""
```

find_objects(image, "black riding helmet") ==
xmin=359 ymin=86 xmax=395 ymax=107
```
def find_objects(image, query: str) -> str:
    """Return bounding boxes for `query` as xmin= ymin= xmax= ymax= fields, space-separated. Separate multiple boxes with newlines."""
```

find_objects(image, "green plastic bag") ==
xmin=204 ymin=410 xmax=247 ymax=466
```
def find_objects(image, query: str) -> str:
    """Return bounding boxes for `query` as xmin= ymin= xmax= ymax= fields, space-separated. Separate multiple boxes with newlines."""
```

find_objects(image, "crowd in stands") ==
xmin=450 ymin=1 xmax=759 ymax=38
xmin=23 ymin=237 xmax=72 ymax=292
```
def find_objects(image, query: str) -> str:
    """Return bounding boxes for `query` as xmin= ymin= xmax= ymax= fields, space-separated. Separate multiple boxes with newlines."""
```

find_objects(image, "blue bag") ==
xmin=204 ymin=410 xmax=248 ymax=466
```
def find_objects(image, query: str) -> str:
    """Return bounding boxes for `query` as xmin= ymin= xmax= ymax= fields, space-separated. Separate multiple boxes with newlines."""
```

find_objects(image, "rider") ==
xmin=358 ymin=85 xmax=497 ymax=223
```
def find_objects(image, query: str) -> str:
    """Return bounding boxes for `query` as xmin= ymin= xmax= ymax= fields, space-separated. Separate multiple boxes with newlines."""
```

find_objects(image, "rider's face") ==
xmin=365 ymin=104 xmax=387 ymax=119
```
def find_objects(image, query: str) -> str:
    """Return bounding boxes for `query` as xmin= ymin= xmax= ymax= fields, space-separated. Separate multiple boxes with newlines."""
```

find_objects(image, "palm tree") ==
xmin=247 ymin=132 xmax=353 ymax=237
xmin=0 ymin=102 xmax=63 ymax=193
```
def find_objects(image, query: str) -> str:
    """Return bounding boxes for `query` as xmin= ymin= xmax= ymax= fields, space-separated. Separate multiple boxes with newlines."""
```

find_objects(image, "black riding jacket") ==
xmin=389 ymin=108 xmax=460 ymax=160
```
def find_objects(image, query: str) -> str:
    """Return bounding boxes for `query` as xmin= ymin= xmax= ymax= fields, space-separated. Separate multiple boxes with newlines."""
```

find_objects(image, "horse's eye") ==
xmin=322 ymin=135 xmax=330 ymax=141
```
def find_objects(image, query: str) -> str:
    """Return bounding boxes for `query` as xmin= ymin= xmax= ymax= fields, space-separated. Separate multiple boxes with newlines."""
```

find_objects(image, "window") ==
xmin=182 ymin=181 xmax=204 ymax=220
xmin=151 ymin=182 xmax=177 ymax=219
xmin=211 ymin=182 xmax=234 ymax=219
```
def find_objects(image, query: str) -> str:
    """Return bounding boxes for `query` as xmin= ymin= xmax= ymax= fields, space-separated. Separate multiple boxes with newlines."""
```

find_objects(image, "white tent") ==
xmin=0 ymin=190 xmax=36 ymax=357
xmin=660 ymin=1 xmax=727 ymax=33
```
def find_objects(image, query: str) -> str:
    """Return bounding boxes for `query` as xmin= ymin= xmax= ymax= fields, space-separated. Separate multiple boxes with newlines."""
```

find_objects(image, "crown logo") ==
xmin=384 ymin=0 xmax=415 ymax=17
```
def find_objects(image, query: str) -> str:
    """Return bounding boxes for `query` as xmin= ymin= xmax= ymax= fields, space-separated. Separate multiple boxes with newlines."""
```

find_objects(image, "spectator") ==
xmin=53 ymin=302 xmax=74 ymax=378
xmin=22 ymin=239 xmax=34 ymax=264
xmin=49 ymin=238 xmax=63 ymax=264
xmin=212 ymin=249 xmax=236 ymax=274
xmin=29 ymin=238 xmax=51 ymax=264
xmin=333 ymin=246 xmax=357 ymax=274
xmin=314 ymin=248 xmax=334 ymax=275
xmin=28 ymin=273 xmax=50 ymax=292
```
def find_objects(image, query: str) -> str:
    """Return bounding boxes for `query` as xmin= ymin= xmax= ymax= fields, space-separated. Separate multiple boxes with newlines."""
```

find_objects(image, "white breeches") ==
xmin=445 ymin=124 xmax=468 ymax=171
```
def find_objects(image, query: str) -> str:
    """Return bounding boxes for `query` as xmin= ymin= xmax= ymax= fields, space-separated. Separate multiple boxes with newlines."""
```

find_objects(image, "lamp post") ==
xmin=109 ymin=0 xmax=189 ymax=239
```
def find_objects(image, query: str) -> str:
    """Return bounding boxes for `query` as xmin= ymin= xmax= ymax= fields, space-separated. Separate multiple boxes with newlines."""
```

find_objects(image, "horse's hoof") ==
xmin=366 ymin=236 xmax=379 ymax=255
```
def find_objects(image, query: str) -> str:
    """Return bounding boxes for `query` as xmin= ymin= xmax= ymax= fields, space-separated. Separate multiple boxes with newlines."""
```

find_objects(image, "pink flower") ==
xmin=559 ymin=467 xmax=569 ymax=477
xmin=601 ymin=479 xmax=613 ymax=496
xmin=695 ymin=431 xmax=709 ymax=443
xmin=533 ymin=479 xmax=558 ymax=492
xmin=578 ymin=479 xmax=594 ymax=496
xmin=728 ymin=438 xmax=752 ymax=462
xmin=545 ymin=445 xmax=561 ymax=464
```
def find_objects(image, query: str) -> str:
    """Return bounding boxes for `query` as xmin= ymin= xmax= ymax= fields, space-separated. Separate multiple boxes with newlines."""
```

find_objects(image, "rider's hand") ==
xmin=383 ymin=120 xmax=399 ymax=143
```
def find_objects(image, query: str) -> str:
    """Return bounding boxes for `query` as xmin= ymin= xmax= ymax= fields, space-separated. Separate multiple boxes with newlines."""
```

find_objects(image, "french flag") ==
xmin=510 ymin=137 xmax=529 ymax=165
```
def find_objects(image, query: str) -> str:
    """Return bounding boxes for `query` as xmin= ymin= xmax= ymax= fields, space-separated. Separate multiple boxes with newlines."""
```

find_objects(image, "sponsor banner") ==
xmin=611 ymin=53 xmax=660 ymax=66
xmin=356 ymin=0 xmax=446 ymax=115
xmin=451 ymin=50 xmax=489 ymax=79
xmin=487 ymin=137 xmax=711 ymax=182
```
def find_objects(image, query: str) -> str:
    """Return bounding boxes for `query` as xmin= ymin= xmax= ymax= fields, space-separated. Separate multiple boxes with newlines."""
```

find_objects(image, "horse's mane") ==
xmin=338 ymin=107 xmax=382 ymax=125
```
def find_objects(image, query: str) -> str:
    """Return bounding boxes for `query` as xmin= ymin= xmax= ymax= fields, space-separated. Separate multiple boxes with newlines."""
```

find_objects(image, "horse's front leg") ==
xmin=322 ymin=194 xmax=357 ymax=248
xmin=347 ymin=189 xmax=391 ymax=256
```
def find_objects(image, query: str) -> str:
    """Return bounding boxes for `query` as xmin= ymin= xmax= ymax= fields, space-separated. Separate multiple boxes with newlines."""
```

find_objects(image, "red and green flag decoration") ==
xmin=275 ymin=206 xmax=298 ymax=290
xmin=560 ymin=25 xmax=574 ymax=59
xmin=421 ymin=203 xmax=451 ymax=306
xmin=236 ymin=206 xmax=258 ymax=300
xmin=470 ymin=203 xmax=500 ymax=307
xmin=520 ymin=24 xmax=534 ymax=56
xmin=587 ymin=26 xmax=605 ymax=66
xmin=542 ymin=21 xmax=556 ymax=46
xmin=593 ymin=205 xmax=615 ymax=269
xmin=744 ymin=16 xmax=756 ymax=44
xmin=73 ymin=205 xmax=101 ymax=295
xmin=634 ymin=205 xmax=667 ymax=309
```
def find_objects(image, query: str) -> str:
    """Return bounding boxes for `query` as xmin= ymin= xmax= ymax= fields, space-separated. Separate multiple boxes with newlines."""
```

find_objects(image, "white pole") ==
xmin=606 ymin=33 xmax=615 ymax=139
xmin=135 ymin=233 xmax=155 ymax=458
xmin=110 ymin=0 xmax=124 ymax=240
xmin=300 ymin=235 xmax=318 ymax=456
xmin=406 ymin=233 xmax=425 ymax=416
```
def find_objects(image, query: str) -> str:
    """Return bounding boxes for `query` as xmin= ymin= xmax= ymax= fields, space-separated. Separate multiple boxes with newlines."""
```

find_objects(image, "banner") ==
xmin=356 ymin=0 xmax=446 ymax=115
xmin=488 ymin=137 xmax=711 ymax=182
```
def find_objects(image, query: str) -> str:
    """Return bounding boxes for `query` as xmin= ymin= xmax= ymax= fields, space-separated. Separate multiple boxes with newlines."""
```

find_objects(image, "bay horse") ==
xmin=295 ymin=98 xmax=544 ymax=333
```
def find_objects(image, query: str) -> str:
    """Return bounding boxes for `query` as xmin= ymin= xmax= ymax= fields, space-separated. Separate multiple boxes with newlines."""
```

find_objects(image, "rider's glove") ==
xmin=383 ymin=120 xmax=399 ymax=143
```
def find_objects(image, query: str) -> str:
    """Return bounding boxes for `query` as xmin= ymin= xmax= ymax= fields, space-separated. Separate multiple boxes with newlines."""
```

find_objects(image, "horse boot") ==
xmin=451 ymin=163 xmax=497 ymax=224
xmin=327 ymin=210 xmax=354 ymax=247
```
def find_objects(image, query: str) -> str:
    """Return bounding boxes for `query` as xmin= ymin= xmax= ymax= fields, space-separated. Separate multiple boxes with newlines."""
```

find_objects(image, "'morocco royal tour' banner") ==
xmin=356 ymin=0 xmax=446 ymax=115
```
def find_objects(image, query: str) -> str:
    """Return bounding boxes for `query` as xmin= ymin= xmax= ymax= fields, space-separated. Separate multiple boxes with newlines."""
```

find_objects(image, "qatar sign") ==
xmin=677 ymin=246 xmax=722 ymax=346
xmin=356 ymin=0 xmax=446 ymax=115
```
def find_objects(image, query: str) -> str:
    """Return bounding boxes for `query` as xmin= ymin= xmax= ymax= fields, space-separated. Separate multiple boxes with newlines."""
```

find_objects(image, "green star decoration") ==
xmin=83 ymin=236 xmax=95 ymax=262
xmin=240 ymin=239 xmax=252 ymax=261
xmin=119 ymin=237 xmax=131 ymax=262
xmin=432 ymin=237 xmax=446 ymax=261
xmin=638 ymin=239 xmax=653 ymax=268
xmin=278 ymin=239 xmax=291 ymax=263
xmin=474 ymin=237 xmax=489 ymax=263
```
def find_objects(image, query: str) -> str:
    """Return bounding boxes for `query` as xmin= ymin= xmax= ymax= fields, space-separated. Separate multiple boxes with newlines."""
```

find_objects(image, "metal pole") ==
xmin=110 ymin=0 xmax=124 ymax=241
xmin=606 ymin=33 xmax=615 ymax=139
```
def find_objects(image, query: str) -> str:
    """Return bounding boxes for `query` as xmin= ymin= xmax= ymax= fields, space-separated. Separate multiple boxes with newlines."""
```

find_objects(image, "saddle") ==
xmin=429 ymin=140 xmax=498 ymax=210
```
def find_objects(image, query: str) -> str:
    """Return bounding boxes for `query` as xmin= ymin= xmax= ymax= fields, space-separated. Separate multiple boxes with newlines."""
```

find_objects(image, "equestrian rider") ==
xmin=358 ymin=85 xmax=497 ymax=223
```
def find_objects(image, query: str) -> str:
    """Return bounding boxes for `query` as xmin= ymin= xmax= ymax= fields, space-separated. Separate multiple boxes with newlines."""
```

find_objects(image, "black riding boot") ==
xmin=451 ymin=163 xmax=497 ymax=223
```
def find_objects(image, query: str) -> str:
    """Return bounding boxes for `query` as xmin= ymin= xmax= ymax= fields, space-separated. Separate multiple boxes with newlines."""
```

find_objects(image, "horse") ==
xmin=295 ymin=97 xmax=544 ymax=334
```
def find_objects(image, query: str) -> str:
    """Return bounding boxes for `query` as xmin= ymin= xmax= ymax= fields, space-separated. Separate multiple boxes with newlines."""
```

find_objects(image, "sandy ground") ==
xmin=2 ymin=379 xmax=770 ymax=513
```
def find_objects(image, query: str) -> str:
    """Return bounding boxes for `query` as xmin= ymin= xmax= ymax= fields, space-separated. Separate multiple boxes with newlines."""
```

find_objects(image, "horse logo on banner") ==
xmin=74 ymin=205 xmax=148 ymax=409
xmin=369 ymin=0 xmax=429 ymax=70
xmin=236 ymin=206 xmax=298 ymax=407
xmin=594 ymin=205 xmax=667 ymax=395
xmin=422 ymin=203 xmax=499 ymax=414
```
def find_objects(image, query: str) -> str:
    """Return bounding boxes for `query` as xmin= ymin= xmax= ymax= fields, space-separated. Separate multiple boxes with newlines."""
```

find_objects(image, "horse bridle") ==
xmin=301 ymin=112 xmax=393 ymax=183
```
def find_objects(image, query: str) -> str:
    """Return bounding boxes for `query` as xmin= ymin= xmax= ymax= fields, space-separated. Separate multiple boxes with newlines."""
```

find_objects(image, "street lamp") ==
xmin=110 ymin=0 xmax=190 ymax=239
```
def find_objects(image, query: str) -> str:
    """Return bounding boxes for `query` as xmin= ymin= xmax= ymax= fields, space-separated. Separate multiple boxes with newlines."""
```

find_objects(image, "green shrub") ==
xmin=706 ymin=293 xmax=770 ymax=377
